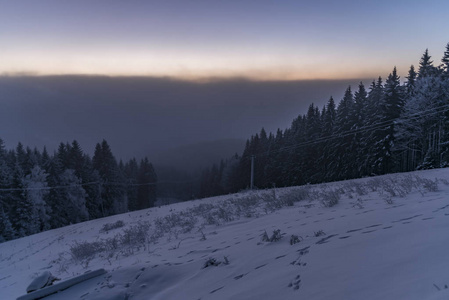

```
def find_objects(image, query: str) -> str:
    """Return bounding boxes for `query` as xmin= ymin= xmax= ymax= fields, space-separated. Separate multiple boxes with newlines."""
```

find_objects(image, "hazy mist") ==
xmin=0 ymin=75 xmax=371 ymax=164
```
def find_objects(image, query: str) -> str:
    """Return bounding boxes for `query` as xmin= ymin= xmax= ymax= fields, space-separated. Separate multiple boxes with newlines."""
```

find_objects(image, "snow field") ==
xmin=1 ymin=168 xmax=449 ymax=299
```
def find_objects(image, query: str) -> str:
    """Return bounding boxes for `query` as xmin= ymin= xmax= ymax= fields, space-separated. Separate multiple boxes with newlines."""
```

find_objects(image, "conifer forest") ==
xmin=199 ymin=44 xmax=449 ymax=197
xmin=0 ymin=140 xmax=157 ymax=242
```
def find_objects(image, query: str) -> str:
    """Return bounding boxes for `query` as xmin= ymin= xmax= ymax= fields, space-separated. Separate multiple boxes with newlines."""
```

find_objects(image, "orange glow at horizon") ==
xmin=0 ymin=50 xmax=404 ymax=82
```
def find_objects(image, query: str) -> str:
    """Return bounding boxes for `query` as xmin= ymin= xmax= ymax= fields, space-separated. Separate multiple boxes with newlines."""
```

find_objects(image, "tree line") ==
xmin=0 ymin=139 xmax=157 ymax=242
xmin=200 ymin=43 xmax=449 ymax=197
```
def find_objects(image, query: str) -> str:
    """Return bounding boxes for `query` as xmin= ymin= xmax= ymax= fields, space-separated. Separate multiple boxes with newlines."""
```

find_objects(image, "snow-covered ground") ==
xmin=2 ymin=169 xmax=449 ymax=300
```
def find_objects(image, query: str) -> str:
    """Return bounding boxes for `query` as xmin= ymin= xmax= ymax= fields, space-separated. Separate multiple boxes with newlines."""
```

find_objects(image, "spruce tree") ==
xmin=22 ymin=165 xmax=51 ymax=233
xmin=331 ymin=86 xmax=355 ymax=180
xmin=352 ymin=82 xmax=368 ymax=176
xmin=406 ymin=65 xmax=417 ymax=96
xmin=363 ymin=77 xmax=384 ymax=175
xmin=136 ymin=158 xmax=157 ymax=209
xmin=92 ymin=140 xmax=126 ymax=215
xmin=418 ymin=49 xmax=435 ymax=78
xmin=441 ymin=42 xmax=449 ymax=75
xmin=372 ymin=67 xmax=404 ymax=174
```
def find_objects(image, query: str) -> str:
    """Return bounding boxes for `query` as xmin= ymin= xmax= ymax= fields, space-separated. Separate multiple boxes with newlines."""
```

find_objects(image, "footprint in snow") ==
xmin=347 ymin=228 xmax=363 ymax=233
xmin=234 ymin=273 xmax=248 ymax=280
xmin=365 ymin=224 xmax=382 ymax=228
xmin=255 ymin=264 xmax=268 ymax=270
xmin=210 ymin=286 xmax=225 ymax=294
xmin=288 ymin=274 xmax=301 ymax=291
xmin=391 ymin=214 xmax=422 ymax=223
xmin=316 ymin=234 xmax=338 ymax=244
xmin=297 ymin=246 xmax=310 ymax=255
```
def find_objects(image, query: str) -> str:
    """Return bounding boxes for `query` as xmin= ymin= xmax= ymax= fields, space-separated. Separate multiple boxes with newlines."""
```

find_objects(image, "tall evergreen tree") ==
xmin=406 ymin=65 xmax=417 ymax=96
xmin=363 ymin=77 xmax=384 ymax=175
xmin=92 ymin=140 xmax=127 ymax=216
xmin=441 ymin=42 xmax=449 ymax=76
xmin=331 ymin=86 xmax=355 ymax=179
xmin=352 ymin=82 xmax=368 ymax=176
xmin=21 ymin=165 xmax=51 ymax=234
xmin=59 ymin=169 xmax=89 ymax=224
xmin=320 ymin=97 xmax=336 ymax=181
xmin=372 ymin=67 xmax=404 ymax=174
xmin=418 ymin=49 xmax=435 ymax=78
xmin=136 ymin=158 xmax=157 ymax=209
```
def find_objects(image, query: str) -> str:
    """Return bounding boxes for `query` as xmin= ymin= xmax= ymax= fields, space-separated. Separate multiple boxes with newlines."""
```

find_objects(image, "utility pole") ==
xmin=250 ymin=155 xmax=255 ymax=190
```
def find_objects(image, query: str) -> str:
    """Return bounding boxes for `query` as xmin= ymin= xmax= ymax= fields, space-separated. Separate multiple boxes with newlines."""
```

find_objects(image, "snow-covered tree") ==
xmin=22 ymin=165 xmax=51 ymax=234
xmin=0 ymin=207 xmax=16 ymax=242
xmin=59 ymin=169 xmax=89 ymax=224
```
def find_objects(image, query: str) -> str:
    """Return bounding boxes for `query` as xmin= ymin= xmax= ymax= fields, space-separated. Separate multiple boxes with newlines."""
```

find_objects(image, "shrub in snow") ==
xmin=290 ymin=235 xmax=302 ymax=245
xmin=270 ymin=229 xmax=283 ymax=242
xmin=70 ymin=241 xmax=105 ymax=261
xmin=261 ymin=229 xmax=283 ymax=242
xmin=281 ymin=187 xmax=311 ymax=206
xmin=100 ymin=220 xmax=125 ymax=233
xmin=202 ymin=256 xmax=230 ymax=269
xmin=320 ymin=188 xmax=340 ymax=207
xmin=314 ymin=230 xmax=326 ymax=237
xmin=416 ymin=176 xmax=438 ymax=193
xmin=261 ymin=230 xmax=270 ymax=242
xmin=120 ymin=222 xmax=150 ymax=249
xmin=198 ymin=228 xmax=207 ymax=241
xmin=262 ymin=190 xmax=285 ymax=213
xmin=202 ymin=258 xmax=221 ymax=268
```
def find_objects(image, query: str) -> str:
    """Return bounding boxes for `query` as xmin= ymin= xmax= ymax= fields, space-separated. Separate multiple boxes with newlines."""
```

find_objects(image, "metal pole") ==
xmin=250 ymin=155 xmax=254 ymax=190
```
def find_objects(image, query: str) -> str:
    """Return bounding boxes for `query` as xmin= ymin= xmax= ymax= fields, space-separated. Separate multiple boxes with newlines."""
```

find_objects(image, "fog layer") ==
xmin=0 ymin=75 xmax=370 ymax=161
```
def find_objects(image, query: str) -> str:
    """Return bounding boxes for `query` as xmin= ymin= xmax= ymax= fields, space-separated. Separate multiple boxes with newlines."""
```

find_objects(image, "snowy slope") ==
xmin=2 ymin=169 xmax=449 ymax=300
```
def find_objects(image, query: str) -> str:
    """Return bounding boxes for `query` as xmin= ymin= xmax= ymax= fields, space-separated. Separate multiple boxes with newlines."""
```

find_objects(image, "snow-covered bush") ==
xmin=314 ymin=230 xmax=326 ymax=237
xmin=290 ymin=235 xmax=302 ymax=245
xmin=100 ymin=220 xmax=125 ymax=233
xmin=281 ymin=187 xmax=311 ymax=205
xmin=261 ymin=229 xmax=283 ymax=242
xmin=70 ymin=241 xmax=105 ymax=261
xmin=202 ymin=256 xmax=229 ymax=269
xmin=415 ymin=176 xmax=438 ymax=193
xmin=120 ymin=222 xmax=150 ymax=249
xmin=320 ymin=188 xmax=340 ymax=207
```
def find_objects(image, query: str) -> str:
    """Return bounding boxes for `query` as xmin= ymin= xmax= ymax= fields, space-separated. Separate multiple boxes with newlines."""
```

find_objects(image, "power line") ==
xmin=243 ymin=103 xmax=449 ymax=160
xmin=0 ymin=181 xmax=99 ymax=192
xmin=0 ymin=178 xmax=201 ymax=192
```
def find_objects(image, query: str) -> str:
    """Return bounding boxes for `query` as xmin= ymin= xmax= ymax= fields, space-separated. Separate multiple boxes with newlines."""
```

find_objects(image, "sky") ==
xmin=1 ymin=0 xmax=448 ymax=80
xmin=0 ymin=0 xmax=448 ymax=163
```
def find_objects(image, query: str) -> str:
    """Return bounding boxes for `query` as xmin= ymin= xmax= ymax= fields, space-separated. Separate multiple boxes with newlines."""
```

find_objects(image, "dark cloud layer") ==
xmin=0 ymin=75 xmax=370 ymax=162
